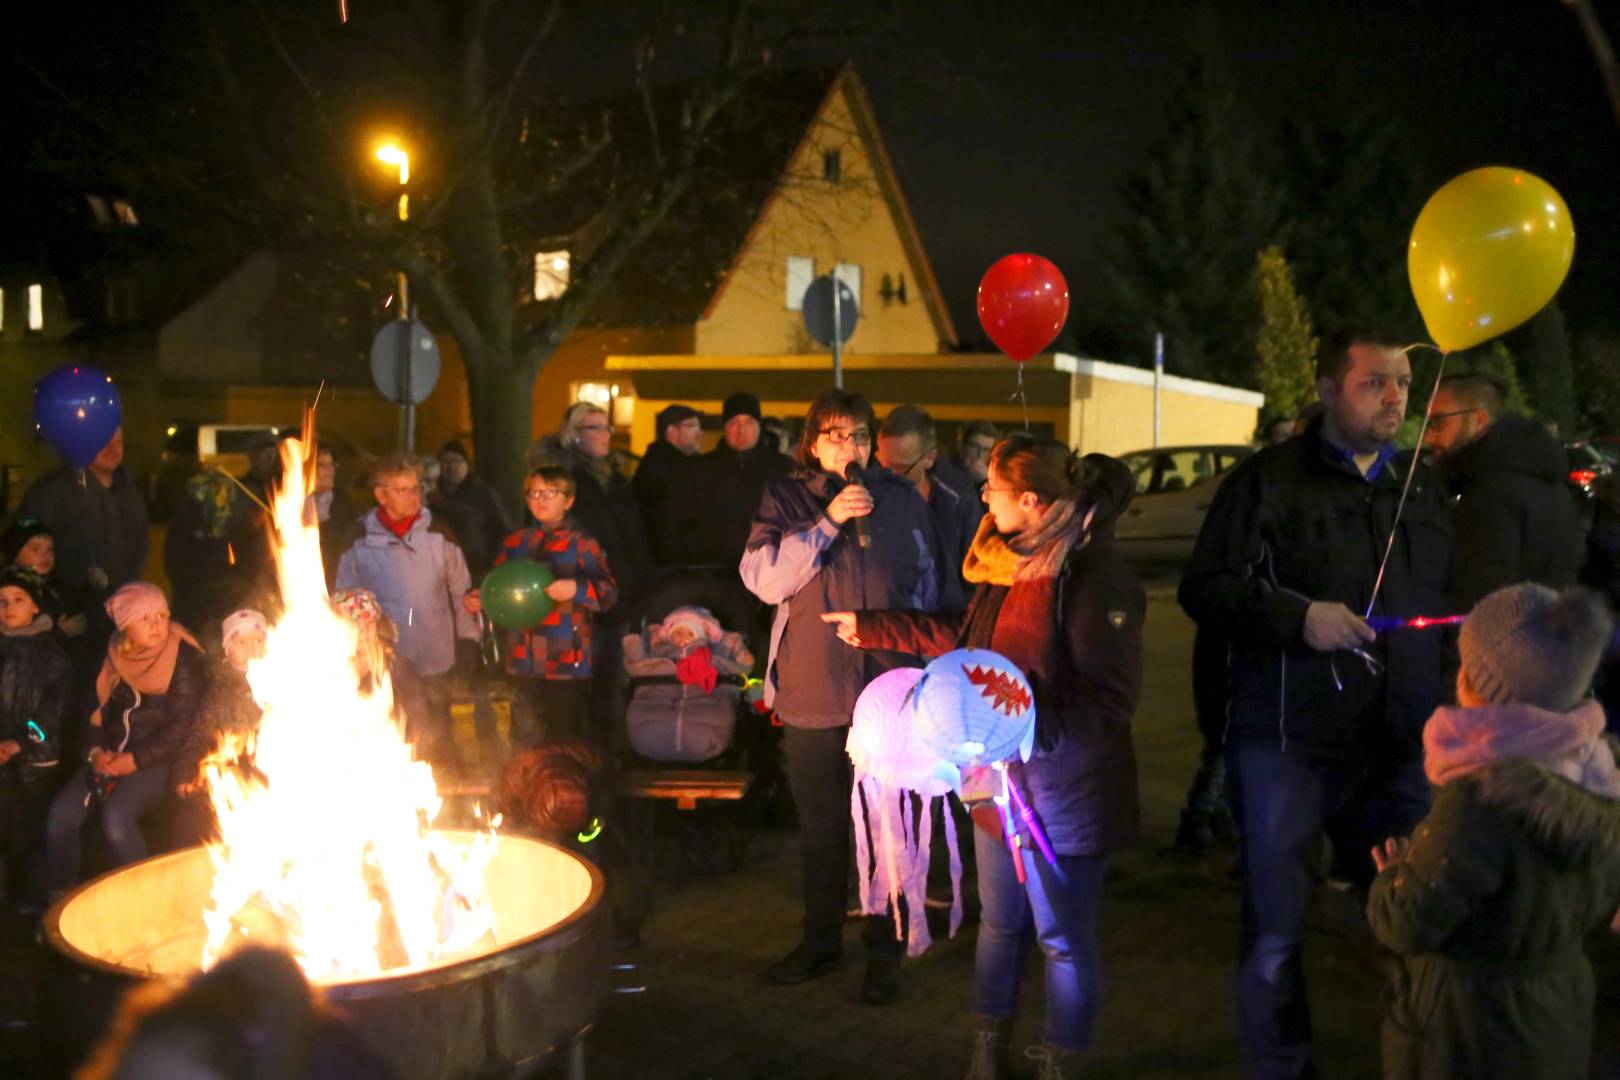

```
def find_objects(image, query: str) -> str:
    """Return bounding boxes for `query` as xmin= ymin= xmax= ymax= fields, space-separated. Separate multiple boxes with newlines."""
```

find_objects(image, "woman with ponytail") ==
xmin=824 ymin=435 xmax=1146 ymax=1079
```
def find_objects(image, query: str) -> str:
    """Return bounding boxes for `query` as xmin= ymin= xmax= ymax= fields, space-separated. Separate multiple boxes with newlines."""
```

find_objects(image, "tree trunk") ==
xmin=463 ymin=344 xmax=542 ymax=518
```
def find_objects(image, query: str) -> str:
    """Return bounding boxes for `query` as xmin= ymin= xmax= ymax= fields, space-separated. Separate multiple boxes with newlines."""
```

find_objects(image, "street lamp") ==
xmin=375 ymin=142 xmax=409 ymax=220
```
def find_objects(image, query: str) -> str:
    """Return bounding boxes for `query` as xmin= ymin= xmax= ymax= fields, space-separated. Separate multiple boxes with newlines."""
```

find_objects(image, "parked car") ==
xmin=1112 ymin=444 xmax=1255 ymax=567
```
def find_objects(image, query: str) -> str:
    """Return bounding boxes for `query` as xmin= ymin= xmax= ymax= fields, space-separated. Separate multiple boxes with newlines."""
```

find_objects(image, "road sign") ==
xmin=369 ymin=320 xmax=441 ymax=405
xmin=802 ymin=275 xmax=859 ymax=346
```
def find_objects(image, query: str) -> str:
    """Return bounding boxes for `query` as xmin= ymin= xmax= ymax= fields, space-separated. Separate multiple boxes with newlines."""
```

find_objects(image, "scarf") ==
xmin=1424 ymin=699 xmax=1620 ymax=799
xmin=377 ymin=509 xmax=420 ymax=540
xmin=962 ymin=496 xmax=1087 ymax=589
xmin=93 ymin=623 xmax=201 ymax=724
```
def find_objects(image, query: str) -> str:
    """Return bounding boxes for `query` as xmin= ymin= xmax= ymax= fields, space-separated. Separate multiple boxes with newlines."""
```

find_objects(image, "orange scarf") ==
xmin=92 ymin=623 xmax=200 ymax=725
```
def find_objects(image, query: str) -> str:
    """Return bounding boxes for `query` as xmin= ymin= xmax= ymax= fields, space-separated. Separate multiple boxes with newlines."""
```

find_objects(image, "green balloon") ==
xmin=481 ymin=560 xmax=556 ymax=629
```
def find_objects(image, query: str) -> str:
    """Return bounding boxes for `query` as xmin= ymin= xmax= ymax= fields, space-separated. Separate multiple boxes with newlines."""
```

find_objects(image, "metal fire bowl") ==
xmin=43 ymin=829 xmax=607 ymax=1079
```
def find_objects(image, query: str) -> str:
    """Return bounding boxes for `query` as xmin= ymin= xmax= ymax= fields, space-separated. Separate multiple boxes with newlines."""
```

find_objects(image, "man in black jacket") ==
xmin=686 ymin=392 xmax=792 ymax=575
xmin=1423 ymin=372 xmax=1578 ymax=611
xmin=632 ymin=404 xmax=703 ymax=568
xmin=1179 ymin=327 xmax=1453 ymax=1080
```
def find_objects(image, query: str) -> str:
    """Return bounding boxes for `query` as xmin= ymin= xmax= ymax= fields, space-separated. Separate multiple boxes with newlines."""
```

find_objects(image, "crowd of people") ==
xmin=3 ymin=331 xmax=1620 ymax=1079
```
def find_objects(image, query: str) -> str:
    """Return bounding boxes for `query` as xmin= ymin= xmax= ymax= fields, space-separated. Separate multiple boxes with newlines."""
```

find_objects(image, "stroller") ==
xmin=617 ymin=569 xmax=779 ymax=873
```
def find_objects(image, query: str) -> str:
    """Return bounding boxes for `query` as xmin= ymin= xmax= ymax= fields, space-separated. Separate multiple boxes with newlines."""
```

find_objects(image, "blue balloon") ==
xmin=33 ymin=365 xmax=122 ymax=468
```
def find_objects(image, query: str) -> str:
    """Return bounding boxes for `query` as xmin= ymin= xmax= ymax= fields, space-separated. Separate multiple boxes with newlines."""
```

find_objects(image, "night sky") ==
xmin=9 ymin=1 xmax=1618 ymax=350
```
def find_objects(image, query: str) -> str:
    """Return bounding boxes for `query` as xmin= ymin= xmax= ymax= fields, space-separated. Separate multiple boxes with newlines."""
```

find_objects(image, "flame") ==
xmin=200 ymin=419 xmax=497 ymax=981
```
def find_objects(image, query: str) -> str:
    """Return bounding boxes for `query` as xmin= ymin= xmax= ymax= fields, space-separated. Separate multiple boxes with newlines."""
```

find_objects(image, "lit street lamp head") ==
xmin=375 ymin=143 xmax=409 ymax=184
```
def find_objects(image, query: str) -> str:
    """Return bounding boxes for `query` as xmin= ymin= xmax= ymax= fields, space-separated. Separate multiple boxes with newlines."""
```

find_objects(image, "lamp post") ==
xmin=375 ymin=142 xmax=415 ymax=450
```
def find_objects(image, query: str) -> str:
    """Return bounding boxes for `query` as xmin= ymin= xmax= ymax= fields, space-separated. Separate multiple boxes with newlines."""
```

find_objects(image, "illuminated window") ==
xmin=571 ymin=382 xmax=636 ymax=431
xmin=834 ymin=262 xmax=862 ymax=307
xmin=27 ymin=284 xmax=44 ymax=332
xmin=533 ymin=250 xmax=570 ymax=301
xmin=785 ymin=255 xmax=814 ymax=311
xmin=112 ymin=199 xmax=139 ymax=226
xmin=0 ymin=287 xmax=5 ymax=333
xmin=86 ymin=195 xmax=111 ymax=224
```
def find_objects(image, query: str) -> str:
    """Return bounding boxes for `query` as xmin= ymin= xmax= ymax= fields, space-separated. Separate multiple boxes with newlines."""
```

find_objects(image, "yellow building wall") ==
xmin=1072 ymin=376 xmax=1262 ymax=456
xmin=693 ymin=85 xmax=945 ymax=358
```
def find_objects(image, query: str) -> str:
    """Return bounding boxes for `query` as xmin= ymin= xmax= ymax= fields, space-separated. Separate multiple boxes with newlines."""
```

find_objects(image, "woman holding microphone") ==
xmin=741 ymin=389 xmax=959 ymax=1005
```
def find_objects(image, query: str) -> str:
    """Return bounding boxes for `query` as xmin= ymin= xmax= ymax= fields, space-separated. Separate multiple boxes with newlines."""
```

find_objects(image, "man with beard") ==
xmin=1422 ymin=372 xmax=1578 ymax=611
xmin=1179 ymin=327 xmax=1453 ymax=1079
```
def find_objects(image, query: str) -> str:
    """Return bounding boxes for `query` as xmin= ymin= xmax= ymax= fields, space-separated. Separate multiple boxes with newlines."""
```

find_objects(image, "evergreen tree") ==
xmin=1108 ymin=35 xmax=1285 ymax=387
xmin=1575 ymin=330 xmax=1620 ymax=436
xmin=1278 ymin=114 xmax=1427 ymax=339
xmin=1518 ymin=301 xmax=1577 ymax=436
xmin=1253 ymin=246 xmax=1318 ymax=424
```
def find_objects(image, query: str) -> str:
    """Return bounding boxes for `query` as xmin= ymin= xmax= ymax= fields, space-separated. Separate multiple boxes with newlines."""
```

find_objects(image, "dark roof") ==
xmin=524 ymin=67 xmax=843 ymax=329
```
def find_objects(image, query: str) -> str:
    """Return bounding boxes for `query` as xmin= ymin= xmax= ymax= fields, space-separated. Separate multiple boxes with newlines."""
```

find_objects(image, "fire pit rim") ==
xmin=42 ymin=828 xmax=606 ymax=998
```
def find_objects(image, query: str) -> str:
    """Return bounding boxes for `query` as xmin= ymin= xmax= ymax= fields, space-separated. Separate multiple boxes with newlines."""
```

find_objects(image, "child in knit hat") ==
xmin=1366 ymin=584 xmax=1620 ymax=1079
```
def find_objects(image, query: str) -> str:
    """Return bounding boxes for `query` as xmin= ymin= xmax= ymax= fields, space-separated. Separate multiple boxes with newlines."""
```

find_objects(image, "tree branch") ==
xmin=396 ymin=247 xmax=491 ymax=365
xmin=250 ymin=0 xmax=360 ymax=226
xmin=1564 ymin=0 xmax=1620 ymax=127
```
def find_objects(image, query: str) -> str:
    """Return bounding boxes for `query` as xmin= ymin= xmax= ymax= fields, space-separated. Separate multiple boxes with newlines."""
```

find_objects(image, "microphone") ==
xmin=843 ymin=462 xmax=872 ymax=550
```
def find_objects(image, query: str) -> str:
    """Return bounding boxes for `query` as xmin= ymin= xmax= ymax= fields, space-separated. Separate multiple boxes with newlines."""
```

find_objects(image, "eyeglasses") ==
xmin=526 ymin=489 xmax=568 ymax=501
xmin=818 ymin=428 xmax=872 ymax=448
xmin=1429 ymin=408 xmax=1479 ymax=423
xmin=576 ymin=422 xmax=611 ymax=434
xmin=381 ymin=484 xmax=420 ymax=496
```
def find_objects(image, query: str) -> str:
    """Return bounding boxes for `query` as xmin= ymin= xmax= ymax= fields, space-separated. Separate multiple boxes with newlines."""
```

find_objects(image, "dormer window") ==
xmin=113 ymin=200 xmax=139 ymax=226
xmin=533 ymin=250 xmax=570 ymax=301
xmin=27 ymin=284 xmax=44 ymax=333
xmin=86 ymin=195 xmax=112 ymax=224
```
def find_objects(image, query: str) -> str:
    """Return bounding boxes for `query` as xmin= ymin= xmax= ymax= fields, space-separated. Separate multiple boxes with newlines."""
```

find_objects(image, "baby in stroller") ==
xmin=623 ymin=606 xmax=754 ymax=764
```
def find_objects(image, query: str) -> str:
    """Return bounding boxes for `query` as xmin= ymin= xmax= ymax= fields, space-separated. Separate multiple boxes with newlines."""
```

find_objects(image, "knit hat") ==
xmin=661 ymin=605 xmax=721 ymax=644
xmin=1459 ymin=584 xmax=1613 ymax=711
xmin=106 ymin=582 xmax=169 ymax=630
xmin=722 ymin=392 xmax=762 ymax=423
xmin=0 ymin=519 xmax=53 ymax=567
xmin=330 ymin=588 xmax=382 ymax=629
xmin=221 ymin=608 xmax=269 ymax=647
xmin=0 ymin=566 xmax=44 ymax=610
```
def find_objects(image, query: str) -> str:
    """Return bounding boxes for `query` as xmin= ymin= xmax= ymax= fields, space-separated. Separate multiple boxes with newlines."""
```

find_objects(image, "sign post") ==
xmin=802 ymin=274 xmax=860 ymax=389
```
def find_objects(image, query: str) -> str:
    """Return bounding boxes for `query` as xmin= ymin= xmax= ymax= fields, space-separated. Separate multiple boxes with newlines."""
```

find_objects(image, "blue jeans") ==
xmin=46 ymin=765 xmax=173 ymax=894
xmin=973 ymin=825 xmax=1108 ymax=1050
xmin=1227 ymin=740 xmax=1430 ymax=1079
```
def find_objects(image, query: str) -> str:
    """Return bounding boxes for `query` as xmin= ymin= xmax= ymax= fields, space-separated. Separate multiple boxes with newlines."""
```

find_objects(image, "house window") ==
xmin=822 ymin=149 xmax=842 ymax=183
xmin=0 ymin=287 xmax=5 ymax=333
xmin=86 ymin=195 xmax=111 ymax=224
xmin=27 ymin=284 xmax=44 ymax=332
xmin=833 ymin=262 xmax=862 ymax=307
xmin=785 ymin=255 xmax=814 ymax=311
xmin=112 ymin=200 xmax=139 ymax=226
xmin=533 ymin=250 xmax=570 ymax=301
xmin=571 ymin=381 xmax=635 ymax=431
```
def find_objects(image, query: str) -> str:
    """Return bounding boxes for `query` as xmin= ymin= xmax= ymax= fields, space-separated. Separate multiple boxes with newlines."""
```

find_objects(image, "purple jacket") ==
xmin=741 ymin=466 xmax=960 ymax=728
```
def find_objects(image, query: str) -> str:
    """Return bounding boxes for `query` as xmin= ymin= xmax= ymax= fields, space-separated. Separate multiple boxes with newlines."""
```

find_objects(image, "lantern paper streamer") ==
xmin=846 ymin=667 xmax=963 ymax=957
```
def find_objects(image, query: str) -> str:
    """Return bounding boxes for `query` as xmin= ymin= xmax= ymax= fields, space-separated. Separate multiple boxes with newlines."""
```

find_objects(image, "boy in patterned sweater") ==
xmin=467 ymin=467 xmax=617 ymax=742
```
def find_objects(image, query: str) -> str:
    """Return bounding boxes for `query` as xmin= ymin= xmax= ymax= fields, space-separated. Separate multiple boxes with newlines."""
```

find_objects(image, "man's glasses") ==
xmin=526 ymin=489 xmax=567 ymax=501
xmin=819 ymin=428 xmax=872 ymax=448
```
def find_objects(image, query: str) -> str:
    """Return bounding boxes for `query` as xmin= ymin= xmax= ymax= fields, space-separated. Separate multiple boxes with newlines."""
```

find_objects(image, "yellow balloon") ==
xmin=1407 ymin=167 xmax=1574 ymax=352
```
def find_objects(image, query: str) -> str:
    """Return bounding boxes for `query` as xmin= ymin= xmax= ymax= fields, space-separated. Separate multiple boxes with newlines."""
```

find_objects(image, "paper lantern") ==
xmin=912 ymin=648 xmax=1035 ymax=767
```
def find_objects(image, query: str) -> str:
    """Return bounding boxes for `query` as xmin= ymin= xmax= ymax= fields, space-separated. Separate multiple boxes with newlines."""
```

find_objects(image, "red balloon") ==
xmin=976 ymin=254 xmax=1070 ymax=362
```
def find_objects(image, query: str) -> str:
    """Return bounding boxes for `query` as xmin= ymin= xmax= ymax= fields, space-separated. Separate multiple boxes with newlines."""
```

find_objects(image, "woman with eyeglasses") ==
xmin=741 ymin=388 xmax=961 ymax=1005
xmin=465 ymin=467 xmax=617 ymax=743
xmin=822 ymin=436 xmax=1145 ymax=1079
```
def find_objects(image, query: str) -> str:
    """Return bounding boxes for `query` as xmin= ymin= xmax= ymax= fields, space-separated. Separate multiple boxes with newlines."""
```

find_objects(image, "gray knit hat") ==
xmin=1459 ymin=584 xmax=1614 ymax=710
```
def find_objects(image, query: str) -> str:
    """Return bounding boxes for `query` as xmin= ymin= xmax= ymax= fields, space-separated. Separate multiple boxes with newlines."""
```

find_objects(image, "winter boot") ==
xmin=1026 ymin=1043 xmax=1083 ymax=1080
xmin=963 ymin=1014 xmax=1013 ymax=1079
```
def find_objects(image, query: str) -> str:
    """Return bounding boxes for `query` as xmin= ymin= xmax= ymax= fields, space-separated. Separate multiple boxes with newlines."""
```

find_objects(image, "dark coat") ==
xmin=1438 ymin=413 xmax=1580 ymax=612
xmin=0 ymin=624 xmax=71 ymax=783
xmin=1178 ymin=421 xmax=1454 ymax=760
xmin=741 ymin=465 xmax=960 ymax=727
xmin=856 ymin=460 xmax=1144 ymax=856
xmin=632 ymin=440 xmax=701 ymax=568
xmin=172 ymin=662 xmax=262 ymax=788
xmin=84 ymin=641 xmax=207 ymax=772
xmin=925 ymin=469 xmax=984 ymax=596
xmin=684 ymin=442 xmax=794 ymax=572
xmin=531 ymin=439 xmax=651 ymax=616
xmin=432 ymin=475 xmax=513 ymax=580
xmin=15 ymin=465 xmax=148 ymax=591
xmin=1368 ymin=755 xmax=1620 ymax=1079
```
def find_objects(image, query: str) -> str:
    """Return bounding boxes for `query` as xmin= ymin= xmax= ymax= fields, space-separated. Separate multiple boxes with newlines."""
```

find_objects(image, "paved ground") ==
xmin=7 ymin=585 xmax=1620 ymax=1078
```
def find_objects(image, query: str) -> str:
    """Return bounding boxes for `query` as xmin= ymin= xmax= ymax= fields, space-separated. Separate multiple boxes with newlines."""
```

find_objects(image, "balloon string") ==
xmin=1364 ymin=346 xmax=1449 ymax=619
xmin=1006 ymin=366 xmax=1030 ymax=430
